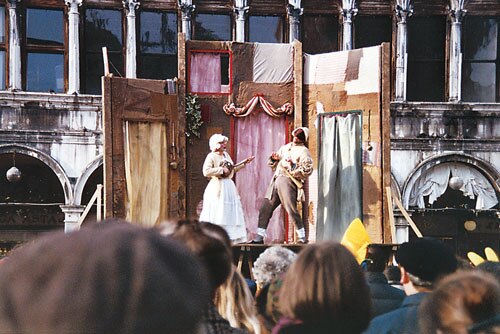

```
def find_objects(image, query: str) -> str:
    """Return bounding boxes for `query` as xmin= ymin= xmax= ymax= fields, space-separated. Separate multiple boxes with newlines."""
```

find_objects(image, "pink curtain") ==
xmin=235 ymin=109 xmax=286 ymax=243
xmin=189 ymin=53 xmax=221 ymax=93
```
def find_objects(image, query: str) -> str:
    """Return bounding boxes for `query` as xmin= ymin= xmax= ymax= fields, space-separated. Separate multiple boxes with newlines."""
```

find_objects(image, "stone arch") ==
xmin=390 ymin=172 xmax=402 ymax=203
xmin=73 ymin=155 xmax=103 ymax=206
xmin=402 ymin=153 xmax=500 ymax=209
xmin=0 ymin=144 xmax=73 ymax=204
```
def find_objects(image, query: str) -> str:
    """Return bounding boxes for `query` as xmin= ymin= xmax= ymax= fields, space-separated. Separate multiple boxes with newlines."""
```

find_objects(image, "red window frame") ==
xmin=187 ymin=49 xmax=232 ymax=96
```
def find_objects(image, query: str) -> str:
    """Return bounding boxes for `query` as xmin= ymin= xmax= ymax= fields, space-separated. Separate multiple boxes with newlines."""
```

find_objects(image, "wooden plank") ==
xmin=77 ymin=185 xmax=103 ymax=228
xmin=177 ymin=32 xmax=187 ymax=218
xmin=102 ymin=76 xmax=114 ymax=218
xmin=385 ymin=187 xmax=397 ymax=243
xmin=102 ymin=47 xmax=110 ymax=76
xmin=96 ymin=184 xmax=102 ymax=222
xmin=105 ymin=76 xmax=179 ymax=222
xmin=393 ymin=195 xmax=423 ymax=238
xmin=110 ymin=78 xmax=127 ymax=219
xmin=381 ymin=42 xmax=392 ymax=243
xmin=293 ymin=40 xmax=305 ymax=244
xmin=293 ymin=40 xmax=303 ymax=129
xmin=122 ymin=90 xmax=177 ymax=122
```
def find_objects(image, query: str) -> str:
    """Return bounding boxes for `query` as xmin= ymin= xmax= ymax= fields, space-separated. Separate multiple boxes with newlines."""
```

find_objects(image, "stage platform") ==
xmin=232 ymin=243 xmax=304 ymax=279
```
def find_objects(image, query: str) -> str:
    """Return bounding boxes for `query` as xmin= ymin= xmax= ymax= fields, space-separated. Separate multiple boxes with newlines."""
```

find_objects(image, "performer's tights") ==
xmin=257 ymin=176 xmax=303 ymax=231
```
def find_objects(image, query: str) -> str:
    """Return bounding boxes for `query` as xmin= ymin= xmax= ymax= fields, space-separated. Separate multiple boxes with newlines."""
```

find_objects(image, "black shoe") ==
xmin=248 ymin=239 xmax=264 ymax=245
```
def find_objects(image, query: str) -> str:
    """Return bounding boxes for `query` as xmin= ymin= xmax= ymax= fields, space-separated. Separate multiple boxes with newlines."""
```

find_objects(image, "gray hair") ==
xmin=252 ymin=246 xmax=297 ymax=287
xmin=407 ymin=271 xmax=433 ymax=288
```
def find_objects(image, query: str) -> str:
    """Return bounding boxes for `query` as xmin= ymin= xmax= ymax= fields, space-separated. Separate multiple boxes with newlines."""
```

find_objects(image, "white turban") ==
xmin=209 ymin=134 xmax=228 ymax=152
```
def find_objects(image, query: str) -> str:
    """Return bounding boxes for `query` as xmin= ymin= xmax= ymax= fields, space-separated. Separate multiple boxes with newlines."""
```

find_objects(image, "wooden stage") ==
xmin=232 ymin=243 xmax=304 ymax=279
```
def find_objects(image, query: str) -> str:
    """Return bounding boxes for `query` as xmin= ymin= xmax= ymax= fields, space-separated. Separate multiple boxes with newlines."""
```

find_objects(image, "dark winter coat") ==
xmin=363 ymin=292 xmax=428 ymax=334
xmin=365 ymin=271 xmax=405 ymax=318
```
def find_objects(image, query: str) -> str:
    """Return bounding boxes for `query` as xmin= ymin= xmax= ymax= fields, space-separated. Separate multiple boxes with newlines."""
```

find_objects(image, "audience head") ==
xmin=363 ymin=244 xmax=393 ymax=272
xmin=384 ymin=265 xmax=402 ymax=285
xmin=0 ymin=221 xmax=210 ymax=334
xmin=253 ymin=246 xmax=297 ymax=289
xmin=419 ymin=270 xmax=500 ymax=334
xmin=278 ymin=241 xmax=371 ymax=333
xmin=199 ymin=220 xmax=233 ymax=250
xmin=476 ymin=261 xmax=500 ymax=283
xmin=396 ymin=238 xmax=458 ymax=289
xmin=168 ymin=219 xmax=232 ymax=296
xmin=214 ymin=266 xmax=261 ymax=334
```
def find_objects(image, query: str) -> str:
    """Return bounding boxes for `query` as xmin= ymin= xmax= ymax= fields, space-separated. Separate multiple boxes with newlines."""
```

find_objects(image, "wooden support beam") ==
xmin=293 ymin=40 xmax=303 ymax=129
xmin=392 ymin=194 xmax=423 ymax=238
xmin=77 ymin=184 xmax=103 ymax=228
xmin=385 ymin=187 xmax=397 ymax=243
xmin=177 ymin=32 xmax=187 ymax=218
xmin=102 ymin=47 xmax=110 ymax=76
xmin=381 ymin=42 xmax=392 ymax=243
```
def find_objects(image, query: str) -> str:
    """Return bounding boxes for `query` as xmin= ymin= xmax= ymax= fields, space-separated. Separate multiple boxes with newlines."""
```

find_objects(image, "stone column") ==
xmin=179 ymin=0 xmax=195 ymax=41
xmin=448 ymin=0 xmax=466 ymax=102
xmin=234 ymin=0 xmax=248 ymax=42
xmin=60 ymin=205 xmax=86 ymax=232
xmin=7 ymin=0 xmax=21 ymax=91
xmin=66 ymin=0 xmax=83 ymax=94
xmin=341 ymin=0 xmax=357 ymax=51
xmin=287 ymin=1 xmax=303 ymax=43
xmin=394 ymin=0 xmax=413 ymax=101
xmin=123 ymin=0 xmax=140 ymax=78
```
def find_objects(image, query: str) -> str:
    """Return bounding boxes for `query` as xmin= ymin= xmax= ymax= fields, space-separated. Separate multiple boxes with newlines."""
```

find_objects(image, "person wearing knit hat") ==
xmin=251 ymin=127 xmax=313 ymax=244
xmin=364 ymin=238 xmax=458 ymax=334
xmin=362 ymin=244 xmax=405 ymax=318
xmin=200 ymin=133 xmax=254 ymax=243
xmin=0 ymin=221 xmax=210 ymax=334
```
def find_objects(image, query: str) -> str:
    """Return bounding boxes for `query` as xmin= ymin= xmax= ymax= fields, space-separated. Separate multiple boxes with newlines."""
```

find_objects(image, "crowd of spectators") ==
xmin=0 ymin=219 xmax=498 ymax=334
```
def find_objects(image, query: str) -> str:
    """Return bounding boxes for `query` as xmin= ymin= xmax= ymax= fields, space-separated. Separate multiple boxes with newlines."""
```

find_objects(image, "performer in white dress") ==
xmin=199 ymin=134 xmax=254 ymax=243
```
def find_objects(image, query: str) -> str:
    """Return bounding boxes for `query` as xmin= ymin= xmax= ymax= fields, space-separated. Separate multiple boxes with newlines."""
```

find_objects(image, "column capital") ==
xmin=60 ymin=205 xmax=86 ymax=233
xmin=179 ymin=2 xmax=196 ymax=19
xmin=395 ymin=0 xmax=413 ymax=23
xmin=449 ymin=8 xmax=466 ymax=23
xmin=65 ymin=0 xmax=83 ymax=7
xmin=7 ymin=0 xmax=20 ymax=8
xmin=287 ymin=5 xmax=303 ymax=21
xmin=123 ymin=0 xmax=140 ymax=16
xmin=234 ymin=5 xmax=249 ymax=21
xmin=341 ymin=0 xmax=357 ymax=20
xmin=341 ymin=7 xmax=357 ymax=23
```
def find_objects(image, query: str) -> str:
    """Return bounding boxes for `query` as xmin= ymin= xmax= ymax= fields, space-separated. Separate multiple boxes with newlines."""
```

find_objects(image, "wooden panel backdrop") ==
xmin=103 ymin=77 xmax=184 ymax=225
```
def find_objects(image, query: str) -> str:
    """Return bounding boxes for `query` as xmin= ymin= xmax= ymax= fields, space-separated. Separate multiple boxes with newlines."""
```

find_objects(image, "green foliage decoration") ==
xmin=185 ymin=94 xmax=203 ymax=143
